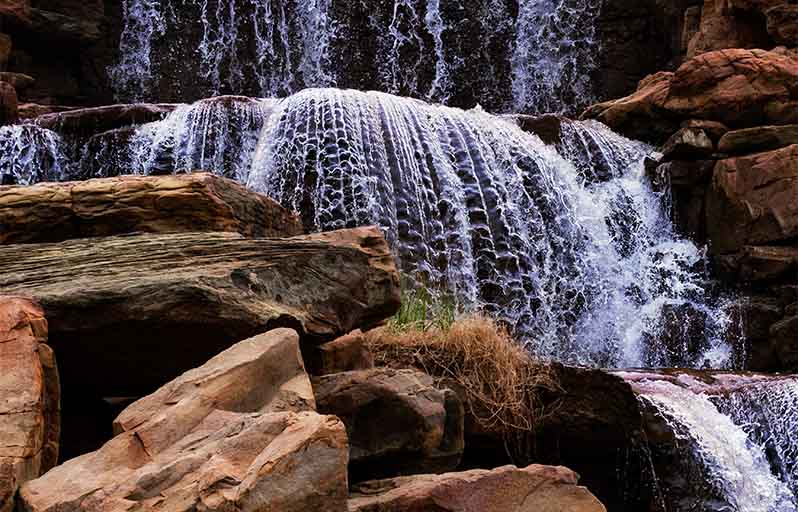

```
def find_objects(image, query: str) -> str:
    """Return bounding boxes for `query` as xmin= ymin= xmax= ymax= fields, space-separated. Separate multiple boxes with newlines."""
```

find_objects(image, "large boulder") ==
xmin=717 ymin=124 xmax=798 ymax=154
xmin=348 ymin=465 xmax=607 ymax=512
xmin=313 ymin=368 xmax=464 ymax=482
xmin=31 ymin=103 xmax=177 ymax=137
xmin=305 ymin=330 xmax=375 ymax=376
xmin=0 ymin=227 xmax=400 ymax=397
xmin=19 ymin=328 xmax=350 ymax=512
xmin=0 ymin=173 xmax=304 ymax=244
xmin=584 ymin=49 xmax=798 ymax=142
xmin=0 ymin=297 xmax=59 ymax=512
xmin=706 ymin=144 xmax=798 ymax=254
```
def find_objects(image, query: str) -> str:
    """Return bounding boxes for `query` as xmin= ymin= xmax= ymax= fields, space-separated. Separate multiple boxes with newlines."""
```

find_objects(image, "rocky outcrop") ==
xmin=706 ymin=144 xmax=798 ymax=256
xmin=348 ymin=465 xmax=607 ymax=512
xmin=0 ymin=227 xmax=400 ymax=396
xmin=717 ymin=124 xmax=798 ymax=154
xmin=314 ymin=368 xmax=464 ymax=482
xmin=585 ymin=48 xmax=798 ymax=142
xmin=31 ymin=103 xmax=177 ymax=137
xmin=0 ymin=173 xmax=303 ymax=244
xmin=19 ymin=328 xmax=351 ymax=512
xmin=0 ymin=297 xmax=59 ymax=512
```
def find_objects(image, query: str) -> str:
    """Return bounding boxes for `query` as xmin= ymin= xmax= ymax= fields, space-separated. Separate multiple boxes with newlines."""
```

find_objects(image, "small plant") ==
xmin=387 ymin=277 xmax=458 ymax=332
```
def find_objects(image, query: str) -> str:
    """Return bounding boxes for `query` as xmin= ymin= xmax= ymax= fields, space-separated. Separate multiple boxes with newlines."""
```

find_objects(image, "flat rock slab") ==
xmin=0 ymin=226 xmax=400 ymax=396
xmin=348 ymin=465 xmax=606 ymax=512
xmin=0 ymin=173 xmax=303 ymax=244
xmin=0 ymin=297 xmax=59 ymax=512
xmin=20 ymin=329 xmax=350 ymax=512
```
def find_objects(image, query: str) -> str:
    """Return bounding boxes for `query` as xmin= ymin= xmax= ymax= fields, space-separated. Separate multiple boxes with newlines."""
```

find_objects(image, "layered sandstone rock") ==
xmin=0 ymin=297 xmax=59 ymax=512
xmin=314 ymin=368 xmax=464 ymax=481
xmin=19 ymin=329 xmax=350 ymax=512
xmin=0 ymin=173 xmax=303 ymax=244
xmin=348 ymin=465 xmax=606 ymax=512
xmin=31 ymin=103 xmax=177 ymax=136
xmin=0 ymin=226 xmax=400 ymax=396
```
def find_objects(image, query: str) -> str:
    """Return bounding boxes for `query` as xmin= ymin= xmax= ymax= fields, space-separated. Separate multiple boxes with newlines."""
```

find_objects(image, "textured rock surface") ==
xmin=314 ymin=368 xmax=464 ymax=482
xmin=0 ymin=227 xmax=400 ymax=396
xmin=0 ymin=297 xmax=59 ymax=512
xmin=585 ymin=49 xmax=798 ymax=142
xmin=348 ymin=465 xmax=606 ymax=512
xmin=706 ymin=144 xmax=798 ymax=254
xmin=31 ymin=103 xmax=177 ymax=136
xmin=0 ymin=81 xmax=16 ymax=126
xmin=19 ymin=329 xmax=350 ymax=512
xmin=0 ymin=173 xmax=303 ymax=244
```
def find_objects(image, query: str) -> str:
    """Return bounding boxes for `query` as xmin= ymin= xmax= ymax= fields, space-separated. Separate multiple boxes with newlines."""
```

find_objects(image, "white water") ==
xmin=0 ymin=125 xmax=69 ymax=185
xmin=246 ymin=88 xmax=735 ymax=368
xmin=109 ymin=0 xmax=602 ymax=114
xmin=633 ymin=377 xmax=798 ymax=511
xmin=109 ymin=0 xmax=337 ymax=101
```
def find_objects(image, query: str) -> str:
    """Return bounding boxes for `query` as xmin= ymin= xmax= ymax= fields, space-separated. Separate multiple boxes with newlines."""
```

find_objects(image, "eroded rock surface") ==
xmin=348 ymin=465 xmax=607 ymax=512
xmin=20 ymin=328 xmax=350 ymax=512
xmin=0 ymin=227 xmax=400 ymax=396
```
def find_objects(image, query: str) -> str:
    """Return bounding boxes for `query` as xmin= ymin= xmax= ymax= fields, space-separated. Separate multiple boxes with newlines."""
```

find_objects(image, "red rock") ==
xmin=707 ymin=144 xmax=798 ymax=254
xmin=766 ymin=5 xmax=798 ymax=46
xmin=0 ymin=297 xmax=59 ymax=512
xmin=0 ymin=34 xmax=10 ymax=72
xmin=32 ymin=103 xmax=178 ymax=136
xmin=305 ymin=330 xmax=376 ymax=375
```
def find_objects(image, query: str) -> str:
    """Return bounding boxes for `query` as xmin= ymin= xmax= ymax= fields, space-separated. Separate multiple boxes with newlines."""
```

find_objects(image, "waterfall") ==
xmin=108 ymin=0 xmax=602 ymax=114
xmin=247 ymin=88 xmax=735 ymax=368
xmin=511 ymin=0 xmax=602 ymax=113
xmin=108 ymin=0 xmax=337 ymax=102
xmin=126 ymin=96 xmax=276 ymax=181
xmin=0 ymin=125 xmax=69 ymax=185
xmin=629 ymin=375 xmax=798 ymax=511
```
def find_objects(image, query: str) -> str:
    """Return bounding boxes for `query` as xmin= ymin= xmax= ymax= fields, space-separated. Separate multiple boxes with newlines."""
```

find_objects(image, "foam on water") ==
xmin=633 ymin=377 xmax=798 ymax=511
xmin=247 ymin=88 xmax=734 ymax=368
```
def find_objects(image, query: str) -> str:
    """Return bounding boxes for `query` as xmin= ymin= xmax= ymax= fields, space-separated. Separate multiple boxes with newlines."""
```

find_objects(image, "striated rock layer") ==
xmin=0 ymin=173 xmax=303 ymax=244
xmin=0 ymin=297 xmax=59 ymax=512
xmin=0 ymin=226 xmax=400 ymax=396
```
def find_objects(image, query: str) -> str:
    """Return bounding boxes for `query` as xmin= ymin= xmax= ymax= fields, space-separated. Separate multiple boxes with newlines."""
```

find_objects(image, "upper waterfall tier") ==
xmin=109 ymin=0 xmax=602 ymax=115
xmin=0 ymin=89 xmax=740 ymax=369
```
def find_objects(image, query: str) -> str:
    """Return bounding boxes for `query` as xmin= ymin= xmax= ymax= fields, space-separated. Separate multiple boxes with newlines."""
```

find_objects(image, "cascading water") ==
xmin=109 ymin=0 xmax=602 ymax=114
xmin=125 ymin=96 xmax=276 ymax=181
xmin=0 ymin=125 xmax=69 ymax=185
xmin=246 ymin=88 xmax=735 ymax=368
xmin=109 ymin=0 xmax=337 ymax=102
xmin=628 ymin=374 xmax=798 ymax=511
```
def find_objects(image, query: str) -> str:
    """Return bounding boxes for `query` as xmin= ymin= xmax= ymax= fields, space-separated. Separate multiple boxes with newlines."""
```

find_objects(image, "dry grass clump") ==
xmin=365 ymin=315 xmax=560 ymax=435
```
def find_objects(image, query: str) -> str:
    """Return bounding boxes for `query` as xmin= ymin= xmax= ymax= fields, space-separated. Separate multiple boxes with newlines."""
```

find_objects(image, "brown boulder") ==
xmin=314 ymin=368 xmax=464 ymax=482
xmin=19 ymin=329 xmax=350 ymax=512
xmin=348 ymin=465 xmax=606 ymax=512
xmin=665 ymin=49 xmax=798 ymax=126
xmin=0 ymin=227 xmax=400 ymax=397
xmin=0 ymin=173 xmax=303 ymax=244
xmin=584 ymin=49 xmax=798 ymax=141
xmin=717 ymin=245 xmax=798 ymax=283
xmin=0 ymin=297 xmax=59 ymax=512
xmin=706 ymin=144 xmax=798 ymax=254
xmin=0 ymin=34 xmax=10 ymax=72
xmin=718 ymin=124 xmax=798 ymax=154
xmin=771 ymin=314 xmax=798 ymax=370
xmin=686 ymin=0 xmax=773 ymax=58
xmin=305 ymin=330 xmax=376 ymax=375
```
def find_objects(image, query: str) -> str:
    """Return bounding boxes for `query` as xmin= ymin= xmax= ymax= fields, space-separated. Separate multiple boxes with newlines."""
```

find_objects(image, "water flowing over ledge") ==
xmin=0 ymin=89 xmax=739 ymax=370
xmin=108 ymin=0 xmax=602 ymax=114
